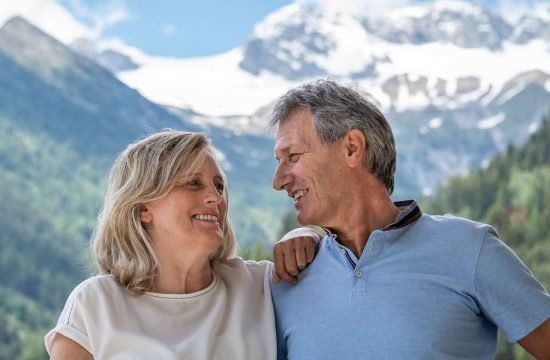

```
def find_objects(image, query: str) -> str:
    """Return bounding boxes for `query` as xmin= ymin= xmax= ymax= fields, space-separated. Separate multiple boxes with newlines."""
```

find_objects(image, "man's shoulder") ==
xmin=419 ymin=213 xmax=494 ymax=240
xmin=270 ymin=244 xmax=332 ymax=302
xmin=423 ymin=212 xmax=485 ymax=226
xmin=398 ymin=213 xmax=497 ymax=265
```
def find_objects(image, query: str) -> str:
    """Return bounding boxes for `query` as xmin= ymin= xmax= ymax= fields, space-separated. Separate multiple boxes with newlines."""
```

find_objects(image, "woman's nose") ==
xmin=204 ymin=184 xmax=223 ymax=204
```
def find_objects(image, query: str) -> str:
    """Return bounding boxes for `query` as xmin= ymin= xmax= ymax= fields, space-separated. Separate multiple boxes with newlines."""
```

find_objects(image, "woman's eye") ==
xmin=186 ymin=179 xmax=201 ymax=187
xmin=215 ymin=183 xmax=225 ymax=194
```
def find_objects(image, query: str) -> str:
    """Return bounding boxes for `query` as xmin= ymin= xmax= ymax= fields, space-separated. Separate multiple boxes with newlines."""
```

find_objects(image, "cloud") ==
xmin=294 ymin=0 xmax=413 ymax=17
xmin=0 ymin=0 xmax=131 ymax=43
xmin=0 ymin=0 xmax=94 ymax=43
xmin=64 ymin=0 xmax=131 ymax=38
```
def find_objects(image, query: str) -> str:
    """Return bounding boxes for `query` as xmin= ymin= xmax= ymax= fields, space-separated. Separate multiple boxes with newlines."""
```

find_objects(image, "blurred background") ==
xmin=0 ymin=0 xmax=548 ymax=358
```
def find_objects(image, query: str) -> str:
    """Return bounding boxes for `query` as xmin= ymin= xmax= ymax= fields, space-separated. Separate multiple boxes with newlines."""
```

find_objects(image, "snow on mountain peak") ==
xmin=252 ymin=3 xmax=303 ymax=39
xmin=99 ymin=0 xmax=550 ymax=120
xmin=241 ymin=3 xmax=385 ymax=80
xmin=510 ymin=5 xmax=550 ymax=44
xmin=0 ymin=0 xmax=92 ymax=44
xmin=432 ymin=0 xmax=485 ymax=16
xmin=365 ymin=0 xmax=512 ymax=50
xmin=388 ymin=4 xmax=429 ymax=19
xmin=386 ymin=0 xmax=485 ymax=21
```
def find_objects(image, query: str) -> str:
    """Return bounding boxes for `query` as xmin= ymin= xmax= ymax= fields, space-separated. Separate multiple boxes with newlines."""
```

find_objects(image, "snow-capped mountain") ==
xmin=72 ymin=0 xmax=550 ymax=196
xmin=3 ymin=0 xmax=550 ymax=198
xmin=239 ymin=4 xmax=384 ymax=80
xmin=510 ymin=6 xmax=550 ymax=43
xmin=107 ymin=0 xmax=549 ymax=120
xmin=362 ymin=1 xmax=513 ymax=49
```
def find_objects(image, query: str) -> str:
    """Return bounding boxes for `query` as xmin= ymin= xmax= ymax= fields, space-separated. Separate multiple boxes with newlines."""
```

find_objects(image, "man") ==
xmin=270 ymin=79 xmax=550 ymax=359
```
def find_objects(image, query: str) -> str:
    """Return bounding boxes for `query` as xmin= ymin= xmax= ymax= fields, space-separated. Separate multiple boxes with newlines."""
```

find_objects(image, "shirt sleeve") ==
xmin=44 ymin=282 xmax=93 ymax=355
xmin=474 ymin=227 xmax=550 ymax=343
xmin=276 ymin=324 xmax=289 ymax=360
xmin=265 ymin=262 xmax=289 ymax=360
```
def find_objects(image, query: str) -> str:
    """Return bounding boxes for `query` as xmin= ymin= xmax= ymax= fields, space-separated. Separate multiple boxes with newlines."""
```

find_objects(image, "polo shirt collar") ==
xmin=322 ymin=200 xmax=421 ymax=236
xmin=383 ymin=200 xmax=422 ymax=231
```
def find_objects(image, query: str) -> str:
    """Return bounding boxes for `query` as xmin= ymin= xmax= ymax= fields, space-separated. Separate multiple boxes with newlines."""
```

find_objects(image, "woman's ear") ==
xmin=140 ymin=205 xmax=153 ymax=224
xmin=342 ymin=129 xmax=366 ymax=168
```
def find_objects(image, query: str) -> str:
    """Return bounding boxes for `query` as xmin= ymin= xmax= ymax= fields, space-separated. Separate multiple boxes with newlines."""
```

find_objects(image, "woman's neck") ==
xmin=152 ymin=249 xmax=214 ymax=294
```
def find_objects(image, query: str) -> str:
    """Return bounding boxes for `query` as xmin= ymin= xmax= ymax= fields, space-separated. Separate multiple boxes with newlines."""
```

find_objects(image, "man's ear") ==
xmin=342 ymin=129 xmax=366 ymax=168
xmin=140 ymin=205 xmax=153 ymax=224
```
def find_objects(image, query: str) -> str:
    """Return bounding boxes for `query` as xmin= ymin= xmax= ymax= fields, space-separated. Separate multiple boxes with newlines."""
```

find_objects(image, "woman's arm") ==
xmin=49 ymin=333 xmax=93 ymax=360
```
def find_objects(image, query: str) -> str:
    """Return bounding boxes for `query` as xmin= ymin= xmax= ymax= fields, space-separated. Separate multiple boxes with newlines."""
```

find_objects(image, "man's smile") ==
xmin=290 ymin=189 xmax=308 ymax=203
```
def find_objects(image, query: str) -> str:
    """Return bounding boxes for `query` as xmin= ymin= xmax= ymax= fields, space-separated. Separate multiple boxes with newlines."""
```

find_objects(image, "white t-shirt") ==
xmin=45 ymin=258 xmax=276 ymax=359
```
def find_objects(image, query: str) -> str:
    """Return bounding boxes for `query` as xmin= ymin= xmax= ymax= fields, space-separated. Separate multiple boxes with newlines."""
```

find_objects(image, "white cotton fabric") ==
xmin=45 ymin=258 xmax=276 ymax=359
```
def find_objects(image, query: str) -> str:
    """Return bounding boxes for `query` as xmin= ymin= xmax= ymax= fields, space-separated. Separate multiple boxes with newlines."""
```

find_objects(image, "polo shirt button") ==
xmin=355 ymin=271 xmax=363 ymax=278
xmin=340 ymin=249 xmax=346 ymax=255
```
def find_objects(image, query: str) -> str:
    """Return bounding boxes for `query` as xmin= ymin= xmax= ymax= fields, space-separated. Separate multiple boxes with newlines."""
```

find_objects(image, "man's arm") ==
xmin=272 ymin=227 xmax=321 ymax=284
xmin=517 ymin=319 xmax=550 ymax=359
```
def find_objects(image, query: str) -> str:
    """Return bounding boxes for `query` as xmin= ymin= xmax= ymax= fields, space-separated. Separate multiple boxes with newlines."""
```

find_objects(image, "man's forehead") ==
xmin=274 ymin=109 xmax=315 ymax=150
xmin=276 ymin=113 xmax=312 ymax=138
xmin=273 ymin=134 xmax=294 ymax=154
xmin=274 ymin=128 xmax=312 ymax=156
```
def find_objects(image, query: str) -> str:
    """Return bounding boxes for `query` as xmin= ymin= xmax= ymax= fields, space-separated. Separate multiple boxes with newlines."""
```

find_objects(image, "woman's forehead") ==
xmin=178 ymin=153 xmax=224 ymax=178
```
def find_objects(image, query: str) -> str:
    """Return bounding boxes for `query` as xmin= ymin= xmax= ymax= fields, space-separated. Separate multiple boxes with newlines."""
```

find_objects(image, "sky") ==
xmin=58 ymin=0 xmax=293 ymax=57
xmin=0 ymin=0 xmax=548 ymax=58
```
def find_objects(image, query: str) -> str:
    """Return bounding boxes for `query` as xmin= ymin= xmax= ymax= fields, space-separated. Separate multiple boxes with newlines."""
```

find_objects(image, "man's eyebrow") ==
xmin=274 ymin=144 xmax=290 ymax=160
xmin=274 ymin=142 xmax=291 ymax=152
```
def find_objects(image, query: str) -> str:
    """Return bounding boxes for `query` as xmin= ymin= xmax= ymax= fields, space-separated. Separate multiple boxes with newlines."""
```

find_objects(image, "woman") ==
xmin=45 ymin=131 xmax=318 ymax=359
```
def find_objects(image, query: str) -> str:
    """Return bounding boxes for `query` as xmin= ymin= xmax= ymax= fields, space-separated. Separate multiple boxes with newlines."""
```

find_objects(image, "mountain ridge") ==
xmin=105 ymin=0 xmax=550 ymax=120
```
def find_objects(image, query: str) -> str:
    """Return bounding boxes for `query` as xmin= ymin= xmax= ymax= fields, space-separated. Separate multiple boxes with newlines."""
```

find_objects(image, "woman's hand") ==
xmin=272 ymin=227 xmax=321 ymax=285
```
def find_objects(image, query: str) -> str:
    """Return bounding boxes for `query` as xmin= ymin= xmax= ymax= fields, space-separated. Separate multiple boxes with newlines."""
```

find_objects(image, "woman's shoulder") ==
xmin=214 ymin=257 xmax=272 ymax=278
xmin=54 ymin=275 xmax=124 ymax=329
xmin=67 ymin=274 xmax=121 ymax=301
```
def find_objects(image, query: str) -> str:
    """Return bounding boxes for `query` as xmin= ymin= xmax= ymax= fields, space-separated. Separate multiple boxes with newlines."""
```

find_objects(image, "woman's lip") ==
xmin=192 ymin=210 xmax=219 ymax=217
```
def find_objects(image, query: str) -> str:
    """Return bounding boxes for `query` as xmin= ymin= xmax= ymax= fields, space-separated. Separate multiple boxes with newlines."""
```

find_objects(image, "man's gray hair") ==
xmin=270 ymin=79 xmax=397 ymax=194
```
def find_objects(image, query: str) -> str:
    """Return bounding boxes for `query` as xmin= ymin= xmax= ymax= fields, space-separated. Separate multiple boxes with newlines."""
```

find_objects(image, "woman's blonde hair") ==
xmin=91 ymin=130 xmax=237 ymax=294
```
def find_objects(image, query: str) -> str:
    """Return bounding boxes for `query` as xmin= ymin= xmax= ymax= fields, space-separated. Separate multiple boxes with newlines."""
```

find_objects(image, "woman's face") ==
xmin=140 ymin=155 xmax=227 ymax=259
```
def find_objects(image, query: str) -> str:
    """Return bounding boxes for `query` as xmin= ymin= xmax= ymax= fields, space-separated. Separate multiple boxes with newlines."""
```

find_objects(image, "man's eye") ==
xmin=289 ymin=153 xmax=301 ymax=162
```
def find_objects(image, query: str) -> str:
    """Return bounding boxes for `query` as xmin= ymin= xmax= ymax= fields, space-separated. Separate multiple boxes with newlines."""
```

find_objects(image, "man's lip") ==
xmin=289 ymin=189 xmax=307 ymax=200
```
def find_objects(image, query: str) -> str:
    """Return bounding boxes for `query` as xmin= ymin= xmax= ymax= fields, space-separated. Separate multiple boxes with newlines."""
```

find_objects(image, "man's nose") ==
xmin=273 ymin=164 xmax=289 ymax=191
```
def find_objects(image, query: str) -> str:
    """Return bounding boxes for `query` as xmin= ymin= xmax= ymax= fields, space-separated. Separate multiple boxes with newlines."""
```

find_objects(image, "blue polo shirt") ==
xmin=271 ymin=201 xmax=550 ymax=360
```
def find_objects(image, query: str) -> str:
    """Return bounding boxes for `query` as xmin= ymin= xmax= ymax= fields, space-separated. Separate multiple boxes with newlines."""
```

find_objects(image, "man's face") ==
xmin=273 ymin=107 xmax=344 ymax=226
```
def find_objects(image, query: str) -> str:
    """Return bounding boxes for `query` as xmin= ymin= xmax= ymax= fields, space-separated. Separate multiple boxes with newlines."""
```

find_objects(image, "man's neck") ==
xmin=330 ymin=196 xmax=401 ymax=259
